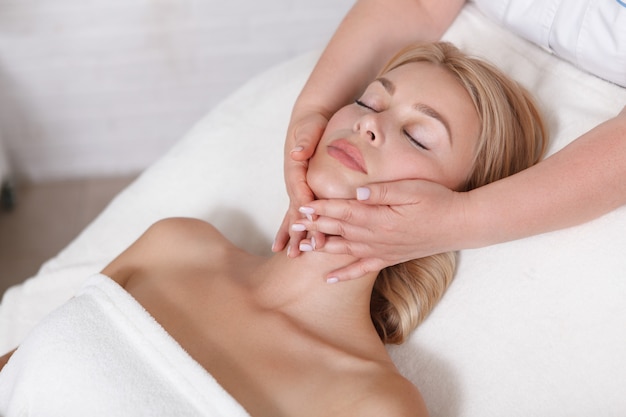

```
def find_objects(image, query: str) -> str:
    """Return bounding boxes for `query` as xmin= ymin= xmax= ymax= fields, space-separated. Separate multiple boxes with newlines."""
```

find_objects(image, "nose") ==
xmin=353 ymin=113 xmax=383 ymax=146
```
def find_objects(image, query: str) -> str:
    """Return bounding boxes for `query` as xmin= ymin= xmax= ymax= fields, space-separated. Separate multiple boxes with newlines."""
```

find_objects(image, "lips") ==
xmin=327 ymin=139 xmax=367 ymax=173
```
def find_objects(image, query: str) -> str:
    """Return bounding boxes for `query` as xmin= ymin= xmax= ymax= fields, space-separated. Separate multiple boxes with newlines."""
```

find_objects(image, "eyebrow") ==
xmin=375 ymin=77 xmax=396 ymax=95
xmin=375 ymin=77 xmax=453 ymax=144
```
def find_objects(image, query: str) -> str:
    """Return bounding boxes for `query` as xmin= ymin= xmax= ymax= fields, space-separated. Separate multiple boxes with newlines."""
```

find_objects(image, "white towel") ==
xmin=0 ymin=273 xmax=251 ymax=417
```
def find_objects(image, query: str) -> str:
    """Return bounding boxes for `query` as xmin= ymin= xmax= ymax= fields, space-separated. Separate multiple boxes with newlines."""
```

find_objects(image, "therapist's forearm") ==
xmin=292 ymin=0 xmax=465 ymax=120
xmin=464 ymin=111 xmax=626 ymax=248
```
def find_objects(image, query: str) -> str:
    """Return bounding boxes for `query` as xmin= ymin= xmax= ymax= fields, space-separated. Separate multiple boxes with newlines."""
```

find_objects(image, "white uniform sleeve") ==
xmin=471 ymin=0 xmax=626 ymax=87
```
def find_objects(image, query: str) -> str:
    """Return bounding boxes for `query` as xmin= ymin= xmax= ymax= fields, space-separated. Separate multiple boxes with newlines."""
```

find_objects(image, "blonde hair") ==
xmin=372 ymin=42 xmax=548 ymax=344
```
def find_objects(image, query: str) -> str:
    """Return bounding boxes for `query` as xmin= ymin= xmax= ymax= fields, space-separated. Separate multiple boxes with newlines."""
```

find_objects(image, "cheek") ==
xmin=376 ymin=152 xmax=463 ymax=190
xmin=377 ymin=153 xmax=431 ymax=183
xmin=448 ymin=138 xmax=479 ymax=189
xmin=435 ymin=157 xmax=476 ymax=191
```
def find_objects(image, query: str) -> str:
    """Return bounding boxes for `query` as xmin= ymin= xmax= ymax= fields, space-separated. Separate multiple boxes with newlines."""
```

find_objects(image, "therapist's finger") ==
xmin=300 ymin=199 xmax=380 ymax=227
xmin=313 ymin=234 xmax=381 ymax=259
xmin=308 ymin=230 xmax=326 ymax=250
xmin=288 ymin=230 xmax=326 ymax=256
xmin=274 ymin=208 xmax=307 ymax=257
xmin=325 ymin=257 xmax=388 ymax=283
xmin=293 ymin=215 xmax=373 ymax=243
xmin=355 ymin=179 xmax=427 ymax=205
xmin=289 ymin=114 xmax=327 ymax=161
xmin=281 ymin=166 xmax=316 ymax=257
xmin=285 ymin=220 xmax=306 ymax=258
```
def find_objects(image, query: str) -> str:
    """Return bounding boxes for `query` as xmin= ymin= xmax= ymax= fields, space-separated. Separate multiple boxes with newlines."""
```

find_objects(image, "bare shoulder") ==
xmin=102 ymin=217 xmax=236 ymax=284
xmin=144 ymin=217 xmax=231 ymax=251
xmin=0 ymin=348 xmax=17 ymax=373
xmin=351 ymin=372 xmax=429 ymax=417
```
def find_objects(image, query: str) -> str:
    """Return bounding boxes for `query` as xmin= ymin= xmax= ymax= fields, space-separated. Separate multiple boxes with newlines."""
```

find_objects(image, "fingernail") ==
xmin=291 ymin=146 xmax=304 ymax=153
xmin=327 ymin=277 xmax=339 ymax=284
xmin=311 ymin=236 xmax=316 ymax=250
xmin=291 ymin=224 xmax=306 ymax=232
xmin=356 ymin=187 xmax=370 ymax=201
xmin=287 ymin=246 xmax=291 ymax=257
xmin=299 ymin=242 xmax=313 ymax=252
xmin=299 ymin=206 xmax=315 ymax=215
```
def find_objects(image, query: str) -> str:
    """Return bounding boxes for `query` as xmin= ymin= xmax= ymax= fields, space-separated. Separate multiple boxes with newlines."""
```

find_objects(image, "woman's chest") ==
xmin=129 ymin=275 xmax=366 ymax=416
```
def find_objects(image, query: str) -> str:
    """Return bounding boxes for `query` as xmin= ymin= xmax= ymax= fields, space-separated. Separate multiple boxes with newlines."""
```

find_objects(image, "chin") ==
xmin=307 ymin=173 xmax=354 ymax=200
xmin=307 ymin=151 xmax=360 ymax=199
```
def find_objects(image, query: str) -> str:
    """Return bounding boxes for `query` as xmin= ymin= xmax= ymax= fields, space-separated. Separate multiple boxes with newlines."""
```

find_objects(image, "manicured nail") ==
xmin=287 ymin=246 xmax=291 ymax=257
xmin=291 ymin=146 xmax=304 ymax=153
xmin=327 ymin=277 xmax=339 ymax=284
xmin=291 ymin=224 xmax=306 ymax=232
xmin=299 ymin=242 xmax=313 ymax=252
xmin=299 ymin=206 xmax=315 ymax=215
xmin=356 ymin=187 xmax=371 ymax=200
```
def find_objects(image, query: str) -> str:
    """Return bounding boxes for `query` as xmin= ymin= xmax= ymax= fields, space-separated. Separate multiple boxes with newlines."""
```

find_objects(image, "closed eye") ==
xmin=356 ymin=99 xmax=428 ymax=150
xmin=355 ymin=99 xmax=377 ymax=112
xmin=404 ymin=130 xmax=429 ymax=151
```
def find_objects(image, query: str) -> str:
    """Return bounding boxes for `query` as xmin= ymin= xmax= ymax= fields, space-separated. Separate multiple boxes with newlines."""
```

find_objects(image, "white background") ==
xmin=0 ymin=0 xmax=354 ymax=182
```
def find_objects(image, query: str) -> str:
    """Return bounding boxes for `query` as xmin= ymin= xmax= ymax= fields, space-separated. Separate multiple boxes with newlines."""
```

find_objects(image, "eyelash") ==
xmin=354 ymin=99 xmax=429 ymax=151
xmin=404 ymin=130 xmax=428 ymax=150
xmin=354 ymin=99 xmax=375 ymax=111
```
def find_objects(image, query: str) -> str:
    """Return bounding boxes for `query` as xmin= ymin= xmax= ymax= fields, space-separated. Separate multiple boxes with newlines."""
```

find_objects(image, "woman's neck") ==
xmin=245 ymin=249 xmax=381 ymax=346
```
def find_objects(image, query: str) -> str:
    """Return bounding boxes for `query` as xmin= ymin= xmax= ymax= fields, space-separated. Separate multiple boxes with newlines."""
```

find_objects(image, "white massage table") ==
xmin=1 ymin=5 xmax=625 ymax=416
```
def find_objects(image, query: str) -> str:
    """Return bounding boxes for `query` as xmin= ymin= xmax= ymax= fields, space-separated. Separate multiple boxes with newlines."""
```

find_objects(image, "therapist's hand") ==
xmin=273 ymin=111 xmax=329 ymax=257
xmin=293 ymin=179 xmax=470 ymax=282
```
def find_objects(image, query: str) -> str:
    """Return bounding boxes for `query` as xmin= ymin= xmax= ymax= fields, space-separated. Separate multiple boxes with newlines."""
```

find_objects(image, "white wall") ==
xmin=0 ymin=0 xmax=354 ymax=182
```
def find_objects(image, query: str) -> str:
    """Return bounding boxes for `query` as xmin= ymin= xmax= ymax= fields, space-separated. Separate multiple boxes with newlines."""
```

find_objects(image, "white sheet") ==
xmin=1 ymin=4 xmax=625 ymax=416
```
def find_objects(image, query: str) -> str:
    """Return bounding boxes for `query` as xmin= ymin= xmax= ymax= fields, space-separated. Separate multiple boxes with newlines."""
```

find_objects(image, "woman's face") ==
xmin=307 ymin=61 xmax=481 ymax=199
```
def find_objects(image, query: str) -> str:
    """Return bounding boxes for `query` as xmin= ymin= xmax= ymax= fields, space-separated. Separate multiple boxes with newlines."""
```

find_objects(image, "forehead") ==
xmin=382 ymin=61 xmax=466 ymax=97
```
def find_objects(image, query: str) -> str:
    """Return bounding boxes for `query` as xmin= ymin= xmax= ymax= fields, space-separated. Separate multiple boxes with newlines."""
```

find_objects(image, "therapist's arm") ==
xmin=289 ymin=0 xmax=466 ymax=122
xmin=464 ymin=106 xmax=626 ymax=247
xmin=275 ymin=0 xmax=467 ymax=255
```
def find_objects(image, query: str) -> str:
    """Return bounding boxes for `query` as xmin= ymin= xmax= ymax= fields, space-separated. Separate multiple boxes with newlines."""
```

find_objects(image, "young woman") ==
xmin=0 ymin=42 xmax=546 ymax=416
